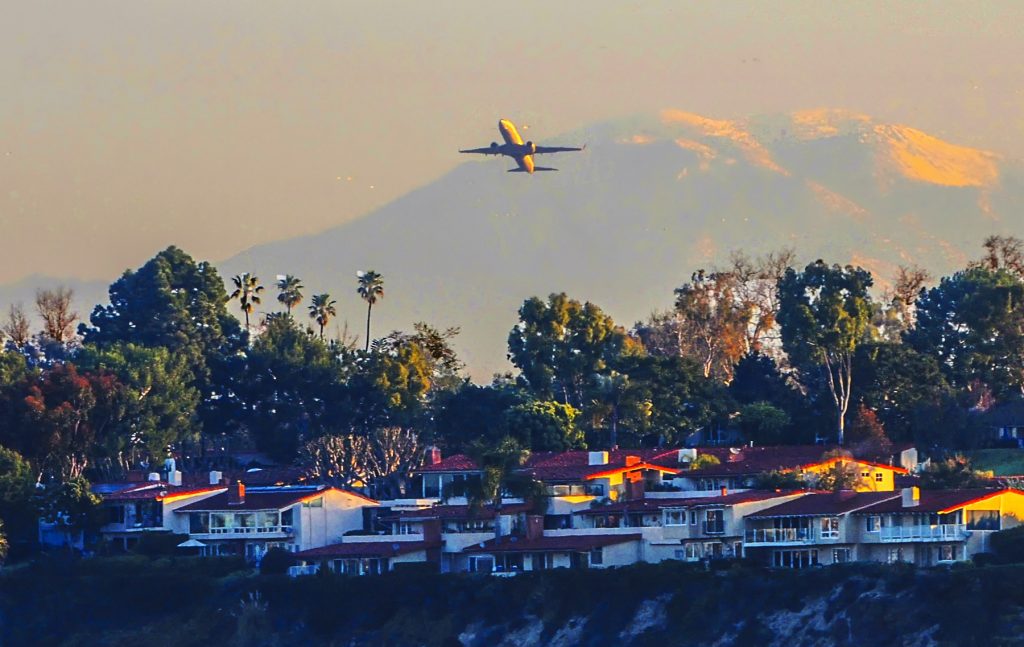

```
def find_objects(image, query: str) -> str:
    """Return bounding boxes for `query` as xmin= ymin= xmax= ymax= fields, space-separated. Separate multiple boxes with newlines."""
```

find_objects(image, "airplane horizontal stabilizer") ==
xmin=533 ymin=167 xmax=559 ymax=171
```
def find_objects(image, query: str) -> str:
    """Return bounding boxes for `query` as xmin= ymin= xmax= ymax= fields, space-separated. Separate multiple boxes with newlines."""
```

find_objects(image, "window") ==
xmin=772 ymin=549 xmax=818 ymax=569
xmin=820 ymin=517 xmax=840 ymax=539
xmin=469 ymin=556 xmax=494 ymax=573
xmin=302 ymin=496 xmax=323 ymax=508
xmin=531 ymin=552 xmax=553 ymax=570
xmin=281 ymin=508 xmax=294 ymax=527
xmin=665 ymin=510 xmax=686 ymax=526
xmin=875 ymin=473 xmax=884 ymax=483
xmin=685 ymin=543 xmax=701 ymax=561
xmin=703 ymin=509 xmax=725 ymax=535
xmin=939 ymin=545 xmax=956 ymax=562
xmin=589 ymin=548 xmax=604 ymax=566
xmin=108 ymin=505 xmax=126 ymax=525
xmin=865 ymin=516 xmax=880 ymax=532
xmin=967 ymin=510 xmax=1000 ymax=531
xmin=689 ymin=510 xmax=698 ymax=525
xmin=211 ymin=513 xmax=231 ymax=531
xmin=190 ymin=512 xmax=210 ymax=533
xmin=887 ymin=547 xmax=904 ymax=564
xmin=832 ymin=548 xmax=851 ymax=564
xmin=674 ymin=549 xmax=686 ymax=560
xmin=860 ymin=471 xmax=870 ymax=479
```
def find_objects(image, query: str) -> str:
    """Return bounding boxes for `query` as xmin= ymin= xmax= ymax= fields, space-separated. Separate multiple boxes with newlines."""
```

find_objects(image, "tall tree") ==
xmin=978 ymin=235 xmax=1024 ymax=278
xmin=673 ymin=269 xmax=749 ymax=381
xmin=229 ymin=273 xmax=264 ymax=332
xmin=906 ymin=266 xmax=1024 ymax=399
xmin=35 ymin=287 xmax=77 ymax=344
xmin=275 ymin=275 xmax=304 ymax=314
xmin=464 ymin=437 xmax=544 ymax=539
xmin=356 ymin=270 xmax=385 ymax=351
xmin=307 ymin=293 xmax=337 ymax=339
xmin=503 ymin=400 xmax=584 ymax=451
xmin=2 ymin=304 xmax=30 ymax=348
xmin=777 ymin=260 xmax=875 ymax=445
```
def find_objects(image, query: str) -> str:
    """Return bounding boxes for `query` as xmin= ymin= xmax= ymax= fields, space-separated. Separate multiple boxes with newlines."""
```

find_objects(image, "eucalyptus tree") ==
xmin=777 ymin=260 xmax=875 ymax=445
xmin=356 ymin=270 xmax=384 ymax=351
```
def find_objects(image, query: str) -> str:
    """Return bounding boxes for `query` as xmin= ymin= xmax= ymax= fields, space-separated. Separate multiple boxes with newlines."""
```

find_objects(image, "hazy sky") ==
xmin=3 ymin=1 xmax=1023 ymax=285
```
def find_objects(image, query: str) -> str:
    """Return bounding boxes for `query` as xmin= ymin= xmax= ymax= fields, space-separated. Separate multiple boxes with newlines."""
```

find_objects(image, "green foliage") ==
xmin=503 ymin=400 xmax=584 ymax=451
xmin=752 ymin=469 xmax=807 ymax=490
xmin=907 ymin=266 xmax=1024 ymax=399
xmin=133 ymin=532 xmax=190 ymax=557
xmin=0 ymin=445 xmax=38 ymax=554
xmin=777 ymin=260 xmax=875 ymax=444
xmin=430 ymin=381 xmax=527 ymax=452
xmin=920 ymin=454 xmax=989 ymax=489
xmin=689 ymin=454 xmax=721 ymax=470
xmin=738 ymin=401 xmax=791 ymax=445
xmin=845 ymin=404 xmax=893 ymax=462
xmin=40 ymin=476 xmax=103 ymax=538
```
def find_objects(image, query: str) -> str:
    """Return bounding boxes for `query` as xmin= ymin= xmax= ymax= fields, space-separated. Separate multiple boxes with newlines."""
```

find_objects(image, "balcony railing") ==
xmin=877 ymin=524 xmax=968 ymax=542
xmin=745 ymin=527 xmax=814 ymax=544
xmin=288 ymin=564 xmax=320 ymax=577
xmin=202 ymin=525 xmax=295 ymax=535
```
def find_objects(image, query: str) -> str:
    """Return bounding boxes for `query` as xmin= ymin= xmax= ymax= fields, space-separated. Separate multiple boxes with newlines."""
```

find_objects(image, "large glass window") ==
xmin=281 ymin=508 xmax=294 ymax=527
xmin=190 ymin=512 xmax=210 ymax=533
xmin=865 ymin=516 xmax=880 ymax=532
xmin=665 ymin=510 xmax=686 ymax=526
xmin=772 ymin=549 xmax=818 ymax=569
xmin=703 ymin=510 xmax=725 ymax=535
xmin=820 ymin=517 xmax=840 ymax=539
xmin=589 ymin=548 xmax=604 ymax=565
xmin=967 ymin=510 xmax=1000 ymax=531
xmin=211 ymin=513 xmax=231 ymax=531
xmin=469 ymin=556 xmax=494 ymax=573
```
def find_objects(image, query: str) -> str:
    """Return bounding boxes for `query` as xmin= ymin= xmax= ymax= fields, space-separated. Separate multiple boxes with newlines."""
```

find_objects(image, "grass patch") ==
xmin=966 ymin=449 xmax=1024 ymax=476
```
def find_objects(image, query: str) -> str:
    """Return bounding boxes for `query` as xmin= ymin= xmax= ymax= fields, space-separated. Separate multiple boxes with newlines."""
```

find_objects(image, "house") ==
xmin=97 ymin=479 xmax=226 ymax=551
xmin=983 ymin=401 xmax=1024 ymax=446
xmin=742 ymin=491 xmax=902 ymax=568
xmin=461 ymin=516 xmax=643 ymax=573
xmin=852 ymin=487 xmax=1024 ymax=565
xmin=174 ymin=482 xmax=378 ymax=561
xmin=577 ymin=490 xmax=807 ymax=563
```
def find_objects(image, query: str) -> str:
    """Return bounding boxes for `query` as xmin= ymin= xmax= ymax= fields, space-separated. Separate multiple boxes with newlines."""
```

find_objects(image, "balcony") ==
xmin=745 ymin=527 xmax=816 ymax=545
xmin=876 ymin=524 xmax=969 ymax=543
xmin=195 ymin=525 xmax=295 ymax=537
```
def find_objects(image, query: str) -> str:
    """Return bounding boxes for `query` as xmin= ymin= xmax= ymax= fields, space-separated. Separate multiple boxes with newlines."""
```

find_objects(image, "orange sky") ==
xmin=2 ymin=1 xmax=1022 ymax=284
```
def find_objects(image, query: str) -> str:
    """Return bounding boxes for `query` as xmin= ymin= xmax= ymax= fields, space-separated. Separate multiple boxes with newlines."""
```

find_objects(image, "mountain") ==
xmin=219 ymin=109 xmax=1024 ymax=379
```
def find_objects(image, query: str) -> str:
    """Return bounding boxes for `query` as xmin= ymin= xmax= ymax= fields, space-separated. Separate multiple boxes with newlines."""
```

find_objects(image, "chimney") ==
xmin=147 ymin=472 xmax=161 ymax=482
xmin=678 ymin=448 xmax=697 ymax=464
xmin=902 ymin=486 xmax=920 ymax=508
xmin=720 ymin=486 xmax=728 ymax=497
xmin=624 ymin=455 xmax=641 ymax=467
xmin=168 ymin=470 xmax=182 ymax=487
xmin=588 ymin=451 xmax=609 ymax=466
xmin=425 ymin=446 xmax=442 ymax=466
xmin=525 ymin=515 xmax=544 ymax=540
xmin=421 ymin=518 xmax=441 ymax=544
xmin=228 ymin=481 xmax=245 ymax=506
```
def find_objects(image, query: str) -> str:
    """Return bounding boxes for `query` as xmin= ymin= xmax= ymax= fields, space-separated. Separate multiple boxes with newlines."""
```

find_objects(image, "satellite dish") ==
xmin=356 ymin=270 xmax=366 ymax=278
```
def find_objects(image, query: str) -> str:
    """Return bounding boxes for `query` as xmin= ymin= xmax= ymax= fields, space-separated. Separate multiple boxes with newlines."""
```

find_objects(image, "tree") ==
xmin=356 ymin=270 xmax=385 ymax=351
xmin=812 ymin=450 xmax=862 ymax=492
xmin=229 ymin=273 xmax=264 ymax=332
xmin=737 ymin=401 xmax=791 ymax=446
xmin=0 ymin=446 xmax=38 ymax=556
xmin=430 ymin=381 xmax=528 ymax=453
xmin=275 ymin=275 xmax=304 ymax=314
xmin=2 ymin=304 xmax=30 ymax=348
xmin=40 ymin=476 xmax=102 ymax=545
xmin=845 ymin=404 xmax=892 ymax=462
xmin=777 ymin=260 xmax=875 ymax=445
xmin=689 ymin=454 xmax=721 ymax=471
xmin=878 ymin=264 xmax=932 ymax=339
xmin=463 ymin=437 xmax=544 ymax=538
xmin=503 ymin=400 xmax=584 ymax=451
xmin=0 ymin=519 xmax=7 ymax=564
xmin=79 ymin=247 xmax=245 ymax=439
xmin=35 ymin=287 xmax=77 ymax=344
xmin=307 ymin=293 xmax=337 ymax=339
xmin=75 ymin=343 xmax=200 ymax=474
xmin=906 ymin=266 xmax=1024 ymax=399
xmin=508 ymin=293 xmax=640 ymax=408
xmin=978 ymin=235 xmax=1024 ymax=278
xmin=920 ymin=455 xmax=988 ymax=489
xmin=752 ymin=469 xmax=807 ymax=490
xmin=673 ymin=269 xmax=749 ymax=381
xmin=297 ymin=428 xmax=421 ymax=498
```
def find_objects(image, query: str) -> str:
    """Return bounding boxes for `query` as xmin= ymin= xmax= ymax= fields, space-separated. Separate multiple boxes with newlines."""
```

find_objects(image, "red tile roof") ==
xmin=746 ymin=491 xmax=901 ymax=518
xmin=578 ymin=491 xmax=805 ymax=515
xmin=462 ymin=533 xmax=642 ymax=553
xmin=102 ymin=483 xmax=225 ymax=502
xmin=176 ymin=486 xmax=377 ymax=512
xmin=381 ymin=503 xmax=533 ymax=522
xmin=856 ymin=489 xmax=1024 ymax=514
xmin=295 ymin=540 xmax=438 ymax=560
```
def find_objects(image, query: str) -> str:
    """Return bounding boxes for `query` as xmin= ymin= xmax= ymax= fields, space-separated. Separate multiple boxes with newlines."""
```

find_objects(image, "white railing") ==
xmin=288 ymin=564 xmax=320 ymax=577
xmin=203 ymin=525 xmax=295 ymax=535
xmin=878 ymin=524 xmax=968 ymax=542
xmin=745 ymin=528 xmax=814 ymax=544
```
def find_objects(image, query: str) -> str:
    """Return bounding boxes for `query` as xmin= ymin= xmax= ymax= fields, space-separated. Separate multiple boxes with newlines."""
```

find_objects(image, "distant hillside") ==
xmin=219 ymin=109 xmax=1024 ymax=379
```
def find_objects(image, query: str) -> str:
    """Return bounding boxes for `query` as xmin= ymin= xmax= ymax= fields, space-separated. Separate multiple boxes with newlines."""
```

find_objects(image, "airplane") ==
xmin=459 ymin=119 xmax=584 ymax=173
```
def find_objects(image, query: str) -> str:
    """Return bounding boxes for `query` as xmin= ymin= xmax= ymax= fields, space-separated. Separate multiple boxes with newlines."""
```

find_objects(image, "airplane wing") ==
xmin=533 ymin=144 xmax=585 ymax=155
xmin=459 ymin=146 xmax=501 ymax=155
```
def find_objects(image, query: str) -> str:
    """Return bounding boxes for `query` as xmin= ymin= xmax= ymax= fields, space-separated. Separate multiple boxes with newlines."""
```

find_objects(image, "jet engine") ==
xmin=525 ymin=141 xmax=537 ymax=154
xmin=490 ymin=142 xmax=499 ymax=150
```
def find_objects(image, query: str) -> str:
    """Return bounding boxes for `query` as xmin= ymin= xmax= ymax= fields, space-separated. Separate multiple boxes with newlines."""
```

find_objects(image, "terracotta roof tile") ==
xmin=578 ymin=491 xmax=804 ymax=515
xmin=176 ymin=486 xmax=377 ymax=512
xmin=746 ymin=491 xmax=901 ymax=518
xmin=462 ymin=533 xmax=642 ymax=553
xmin=855 ymin=488 xmax=1024 ymax=514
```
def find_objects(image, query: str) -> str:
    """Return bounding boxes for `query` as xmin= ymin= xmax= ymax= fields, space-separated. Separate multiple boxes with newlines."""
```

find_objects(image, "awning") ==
xmin=177 ymin=539 xmax=207 ymax=548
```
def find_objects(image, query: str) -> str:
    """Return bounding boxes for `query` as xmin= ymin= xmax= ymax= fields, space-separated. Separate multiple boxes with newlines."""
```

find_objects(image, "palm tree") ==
xmin=463 ymin=438 xmax=545 ymax=542
xmin=308 ymin=293 xmax=337 ymax=339
xmin=229 ymin=273 xmax=264 ymax=331
xmin=275 ymin=275 xmax=304 ymax=314
xmin=356 ymin=270 xmax=384 ymax=351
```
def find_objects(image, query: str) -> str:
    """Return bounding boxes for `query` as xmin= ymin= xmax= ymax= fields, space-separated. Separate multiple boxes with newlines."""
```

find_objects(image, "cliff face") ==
xmin=5 ymin=558 xmax=1024 ymax=646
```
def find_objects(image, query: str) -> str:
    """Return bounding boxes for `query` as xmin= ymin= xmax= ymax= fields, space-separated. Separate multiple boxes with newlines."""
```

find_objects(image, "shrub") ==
xmin=260 ymin=547 xmax=296 ymax=575
xmin=990 ymin=526 xmax=1024 ymax=564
